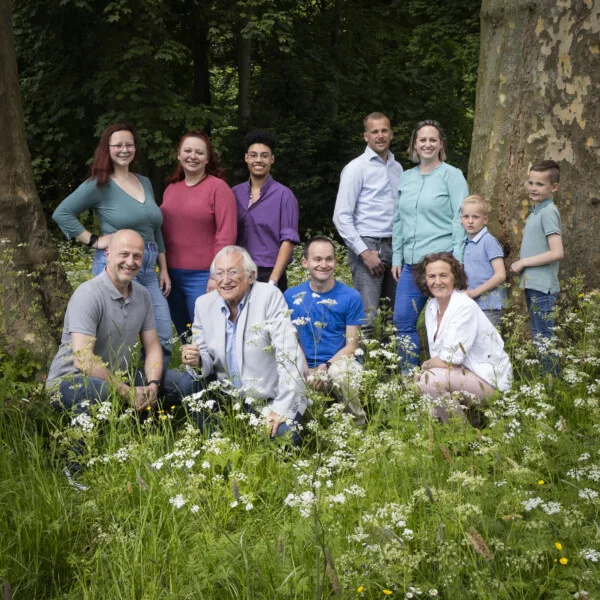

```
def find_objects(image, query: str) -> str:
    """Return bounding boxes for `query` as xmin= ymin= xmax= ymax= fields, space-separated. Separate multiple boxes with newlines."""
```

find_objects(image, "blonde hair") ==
xmin=461 ymin=194 xmax=490 ymax=215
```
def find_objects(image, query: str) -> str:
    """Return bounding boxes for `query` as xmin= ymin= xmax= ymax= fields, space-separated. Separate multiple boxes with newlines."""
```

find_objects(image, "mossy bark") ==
xmin=469 ymin=0 xmax=600 ymax=285
xmin=0 ymin=0 xmax=69 ymax=352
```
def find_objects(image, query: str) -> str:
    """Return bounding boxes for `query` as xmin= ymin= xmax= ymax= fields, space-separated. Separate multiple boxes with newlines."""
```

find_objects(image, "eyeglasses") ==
xmin=109 ymin=143 xmax=136 ymax=150
xmin=213 ymin=268 xmax=243 ymax=281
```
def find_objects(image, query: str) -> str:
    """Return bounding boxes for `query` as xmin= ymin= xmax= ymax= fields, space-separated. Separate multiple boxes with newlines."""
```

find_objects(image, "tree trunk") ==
xmin=0 ymin=0 xmax=69 ymax=353
xmin=469 ymin=0 xmax=600 ymax=286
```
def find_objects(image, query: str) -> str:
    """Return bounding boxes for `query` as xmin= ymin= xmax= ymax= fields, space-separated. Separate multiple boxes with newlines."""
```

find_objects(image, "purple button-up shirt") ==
xmin=232 ymin=176 xmax=300 ymax=268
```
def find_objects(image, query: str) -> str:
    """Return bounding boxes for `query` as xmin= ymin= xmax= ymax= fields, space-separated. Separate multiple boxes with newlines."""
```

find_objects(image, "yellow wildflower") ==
xmin=538 ymin=479 xmax=545 ymax=485
xmin=559 ymin=557 xmax=568 ymax=565
xmin=357 ymin=586 xmax=364 ymax=593
xmin=555 ymin=542 xmax=563 ymax=550
xmin=383 ymin=591 xmax=393 ymax=596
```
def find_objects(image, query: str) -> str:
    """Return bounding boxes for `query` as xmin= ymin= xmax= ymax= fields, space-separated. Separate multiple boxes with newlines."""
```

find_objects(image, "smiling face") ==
xmin=245 ymin=143 xmax=274 ymax=179
xmin=425 ymin=260 xmax=455 ymax=303
xmin=461 ymin=202 xmax=488 ymax=238
xmin=302 ymin=240 xmax=337 ymax=287
xmin=364 ymin=117 xmax=393 ymax=159
xmin=527 ymin=169 xmax=559 ymax=205
xmin=213 ymin=252 xmax=253 ymax=308
xmin=177 ymin=136 xmax=208 ymax=178
xmin=105 ymin=230 xmax=144 ymax=291
xmin=108 ymin=130 xmax=136 ymax=170
xmin=414 ymin=125 xmax=442 ymax=164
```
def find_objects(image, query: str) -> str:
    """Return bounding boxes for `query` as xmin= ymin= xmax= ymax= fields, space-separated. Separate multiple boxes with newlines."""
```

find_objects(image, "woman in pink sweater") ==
xmin=161 ymin=131 xmax=237 ymax=339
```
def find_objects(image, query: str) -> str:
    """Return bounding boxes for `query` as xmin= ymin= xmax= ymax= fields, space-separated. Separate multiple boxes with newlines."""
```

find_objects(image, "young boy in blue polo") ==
xmin=510 ymin=159 xmax=564 ymax=376
xmin=461 ymin=195 xmax=507 ymax=327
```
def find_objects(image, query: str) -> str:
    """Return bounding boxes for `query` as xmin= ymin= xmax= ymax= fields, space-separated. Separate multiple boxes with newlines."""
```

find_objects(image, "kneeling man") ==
xmin=181 ymin=246 xmax=307 ymax=436
xmin=284 ymin=236 xmax=367 ymax=425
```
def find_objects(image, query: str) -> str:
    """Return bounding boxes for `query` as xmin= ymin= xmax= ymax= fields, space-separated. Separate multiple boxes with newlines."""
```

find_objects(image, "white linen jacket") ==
xmin=191 ymin=282 xmax=308 ymax=419
xmin=425 ymin=290 xmax=512 ymax=391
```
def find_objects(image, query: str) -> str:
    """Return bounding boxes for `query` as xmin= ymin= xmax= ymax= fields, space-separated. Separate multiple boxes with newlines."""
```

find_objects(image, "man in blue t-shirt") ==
xmin=284 ymin=236 xmax=367 ymax=425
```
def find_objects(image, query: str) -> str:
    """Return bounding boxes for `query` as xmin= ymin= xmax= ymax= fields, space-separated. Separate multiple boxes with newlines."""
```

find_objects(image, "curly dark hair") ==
xmin=414 ymin=252 xmax=468 ymax=296
xmin=243 ymin=130 xmax=277 ymax=153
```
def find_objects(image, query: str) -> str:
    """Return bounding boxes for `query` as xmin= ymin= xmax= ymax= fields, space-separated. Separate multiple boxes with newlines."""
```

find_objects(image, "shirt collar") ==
xmin=364 ymin=146 xmax=394 ymax=164
xmin=98 ymin=269 xmax=133 ymax=301
xmin=246 ymin=175 xmax=274 ymax=198
xmin=531 ymin=198 xmax=554 ymax=213
xmin=466 ymin=226 xmax=489 ymax=244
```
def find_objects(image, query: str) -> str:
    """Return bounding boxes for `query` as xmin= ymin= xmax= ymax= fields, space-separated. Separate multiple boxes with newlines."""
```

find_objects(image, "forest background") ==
xmin=13 ymin=0 xmax=480 ymax=233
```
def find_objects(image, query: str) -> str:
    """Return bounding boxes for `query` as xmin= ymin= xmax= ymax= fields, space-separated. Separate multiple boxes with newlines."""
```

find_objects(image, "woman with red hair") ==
xmin=52 ymin=123 xmax=173 ymax=365
xmin=160 ymin=130 xmax=237 ymax=339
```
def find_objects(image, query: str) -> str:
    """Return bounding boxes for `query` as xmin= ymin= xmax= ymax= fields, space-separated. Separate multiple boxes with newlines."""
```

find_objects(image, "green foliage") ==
xmin=14 ymin=0 xmax=481 ymax=235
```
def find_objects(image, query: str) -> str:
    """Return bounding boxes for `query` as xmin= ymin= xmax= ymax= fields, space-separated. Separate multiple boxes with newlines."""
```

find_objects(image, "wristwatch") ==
xmin=268 ymin=279 xmax=276 ymax=286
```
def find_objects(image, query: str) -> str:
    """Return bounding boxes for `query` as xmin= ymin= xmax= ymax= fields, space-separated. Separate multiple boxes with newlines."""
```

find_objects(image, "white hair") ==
xmin=210 ymin=245 xmax=258 ymax=278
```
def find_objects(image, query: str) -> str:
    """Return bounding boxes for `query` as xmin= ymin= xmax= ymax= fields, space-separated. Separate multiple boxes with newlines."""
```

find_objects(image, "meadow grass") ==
xmin=1 ymin=242 xmax=599 ymax=599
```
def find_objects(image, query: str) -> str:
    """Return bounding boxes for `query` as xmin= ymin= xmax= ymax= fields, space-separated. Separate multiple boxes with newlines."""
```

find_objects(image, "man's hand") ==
xmin=206 ymin=278 xmax=217 ymax=293
xmin=266 ymin=411 xmax=286 ymax=437
xmin=391 ymin=265 xmax=402 ymax=281
xmin=510 ymin=259 xmax=525 ymax=275
xmin=181 ymin=343 xmax=201 ymax=367
xmin=360 ymin=249 xmax=385 ymax=277
xmin=306 ymin=364 xmax=331 ymax=392
xmin=133 ymin=385 xmax=158 ymax=411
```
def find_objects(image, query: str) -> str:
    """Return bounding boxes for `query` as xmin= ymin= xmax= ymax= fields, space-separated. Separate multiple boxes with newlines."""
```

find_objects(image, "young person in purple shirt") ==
xmin=232 ymin=131 xmax=300 ymax=292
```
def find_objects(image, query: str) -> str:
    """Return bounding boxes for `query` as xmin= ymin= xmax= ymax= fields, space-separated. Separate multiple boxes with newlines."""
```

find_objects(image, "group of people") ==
xmin=46 ymin=112 xmax=564 ymax=479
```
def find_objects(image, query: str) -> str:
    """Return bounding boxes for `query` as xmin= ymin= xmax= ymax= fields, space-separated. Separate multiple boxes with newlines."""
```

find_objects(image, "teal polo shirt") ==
xmin=519 ymin=198 xmax=562 ymax=293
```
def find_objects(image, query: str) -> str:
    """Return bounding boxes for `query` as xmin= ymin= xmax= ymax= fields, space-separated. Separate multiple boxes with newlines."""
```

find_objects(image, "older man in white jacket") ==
xmin=182 ymin=246 xmax=308 ymax=437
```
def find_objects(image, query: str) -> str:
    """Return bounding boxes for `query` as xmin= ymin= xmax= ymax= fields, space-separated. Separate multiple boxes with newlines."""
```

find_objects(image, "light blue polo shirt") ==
xmin=519 ymin=199 xmax=562 ymax=294
xmin=464 ymin=227 xmax=507 ymax=311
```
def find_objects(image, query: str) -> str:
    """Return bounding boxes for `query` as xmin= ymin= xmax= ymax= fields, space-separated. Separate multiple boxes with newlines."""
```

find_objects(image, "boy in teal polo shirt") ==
xmin=510 ymin=160 xmax=564 ymax=376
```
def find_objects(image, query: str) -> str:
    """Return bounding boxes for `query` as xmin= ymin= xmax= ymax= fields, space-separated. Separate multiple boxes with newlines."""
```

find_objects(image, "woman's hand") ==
xmin=95 ymin=234 xmax=113 ymax=250
xmin=159 ymin=270 xmax=171 ymax=297
xmin=391 ymin=265 xmax=402 ymax=281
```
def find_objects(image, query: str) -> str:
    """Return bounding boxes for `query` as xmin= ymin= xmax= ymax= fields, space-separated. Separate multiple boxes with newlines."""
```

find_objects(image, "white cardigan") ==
xmin=425 ymin=290 xmax=512 ymax=391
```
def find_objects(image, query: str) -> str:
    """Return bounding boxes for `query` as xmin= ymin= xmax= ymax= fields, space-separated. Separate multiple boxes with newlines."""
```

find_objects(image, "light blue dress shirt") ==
xmin=333 ymin=147 xmax=403 ymax=256
xmin=392 ymin=162 xmax=468 ymax=266
xmin=220 ymin=292 xmax=250 ymax=388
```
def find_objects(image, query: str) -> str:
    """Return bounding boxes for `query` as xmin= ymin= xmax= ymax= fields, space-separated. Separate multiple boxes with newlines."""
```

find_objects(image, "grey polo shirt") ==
xmin=46 ymin=270 xmax=156 ymax=386
xmin=519 ymin=198 xmax=562 ymax=294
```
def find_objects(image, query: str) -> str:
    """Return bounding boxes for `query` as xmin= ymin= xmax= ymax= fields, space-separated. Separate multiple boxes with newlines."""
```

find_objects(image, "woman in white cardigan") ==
xmin=414 ymin=252 xmax=512 ymax=422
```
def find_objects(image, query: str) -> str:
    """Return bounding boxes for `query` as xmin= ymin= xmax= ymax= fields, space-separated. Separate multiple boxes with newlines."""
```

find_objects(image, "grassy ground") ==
xmin=1 ymin=242 xmax=599 ymax=599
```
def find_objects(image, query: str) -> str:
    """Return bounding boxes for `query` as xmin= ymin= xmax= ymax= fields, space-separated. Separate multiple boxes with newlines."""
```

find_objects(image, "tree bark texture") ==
xmin=0 ymin=0 xmax=69 ymax=350
xmin=469 ymin=0 xmax=600 ymax=286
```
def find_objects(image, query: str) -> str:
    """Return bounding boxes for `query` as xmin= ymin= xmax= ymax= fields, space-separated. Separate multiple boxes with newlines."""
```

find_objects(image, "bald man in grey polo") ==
xmin=47 ymin=269 xmax=155 ymax=383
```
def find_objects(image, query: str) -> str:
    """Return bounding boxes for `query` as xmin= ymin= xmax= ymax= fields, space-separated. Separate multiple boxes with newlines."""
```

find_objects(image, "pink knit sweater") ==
xmin=161 ymin=175 xmax=237 ymax=270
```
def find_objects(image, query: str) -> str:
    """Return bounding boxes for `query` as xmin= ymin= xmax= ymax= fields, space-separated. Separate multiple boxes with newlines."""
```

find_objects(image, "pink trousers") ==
xmin=418 ymin=367 xmax=495 ymax=423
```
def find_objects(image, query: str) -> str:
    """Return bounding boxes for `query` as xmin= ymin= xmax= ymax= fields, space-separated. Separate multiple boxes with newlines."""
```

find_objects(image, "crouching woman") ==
xmin=415 ymin=252 xmax=512 ymax=422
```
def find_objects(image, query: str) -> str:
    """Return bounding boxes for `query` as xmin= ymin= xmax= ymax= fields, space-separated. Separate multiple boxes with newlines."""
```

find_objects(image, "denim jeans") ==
xmin=392 ymin=264 xmax=428 ymax=372
xmin=167 ymin=268 xmax=210 ymax=339
xmin=53 ymin=370 xmax=200 ymax=414
xmin=525 ymin=288 xmax=560 ymax=376
xmin=483 ymin=309 xmax=503 ymax=329
xmin=348 ymin=237 xmax=396 ymax=339
xmin=92 ymin=242 xmax=173 ymax=366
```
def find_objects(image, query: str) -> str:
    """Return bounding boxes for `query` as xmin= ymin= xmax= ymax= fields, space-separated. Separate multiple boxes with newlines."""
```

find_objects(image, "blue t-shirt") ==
xmin=464 ymin=227 xmax=507 ymax=311
xmin=284 ymin=281 xmax=365 ymax=368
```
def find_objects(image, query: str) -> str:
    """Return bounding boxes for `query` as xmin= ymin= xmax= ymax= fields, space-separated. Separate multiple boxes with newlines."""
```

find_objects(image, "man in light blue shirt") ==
xmin=333 ymin=112 xmax=403 ymax=337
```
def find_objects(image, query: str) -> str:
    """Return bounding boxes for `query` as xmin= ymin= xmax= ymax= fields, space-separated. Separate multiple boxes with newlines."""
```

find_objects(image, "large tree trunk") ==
xmin=0 ymin=0 xmax=69 ymax=353
xmin=469 ymin=0 xmax=600 ymax=286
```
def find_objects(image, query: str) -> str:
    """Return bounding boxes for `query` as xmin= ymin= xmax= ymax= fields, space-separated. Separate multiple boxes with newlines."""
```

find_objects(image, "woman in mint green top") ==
xmin=391 ymin=120 xmax=469 ymax=372
xmin=52 ymin=123 xmax=173 ymax=362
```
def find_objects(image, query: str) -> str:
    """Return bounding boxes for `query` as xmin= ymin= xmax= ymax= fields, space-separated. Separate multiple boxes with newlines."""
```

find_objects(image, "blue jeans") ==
xmin=167 ymin=268 xmax=210 ymax=339
xmin=525 ymin=289 xmax=560 ymax=376
xmin=392 ymin=264 xmax=428 ymax=372
xmin=93 ymin=242 xmax=173 ymax=365
xmin=348 ymin=237 xmax=396 ymax=339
